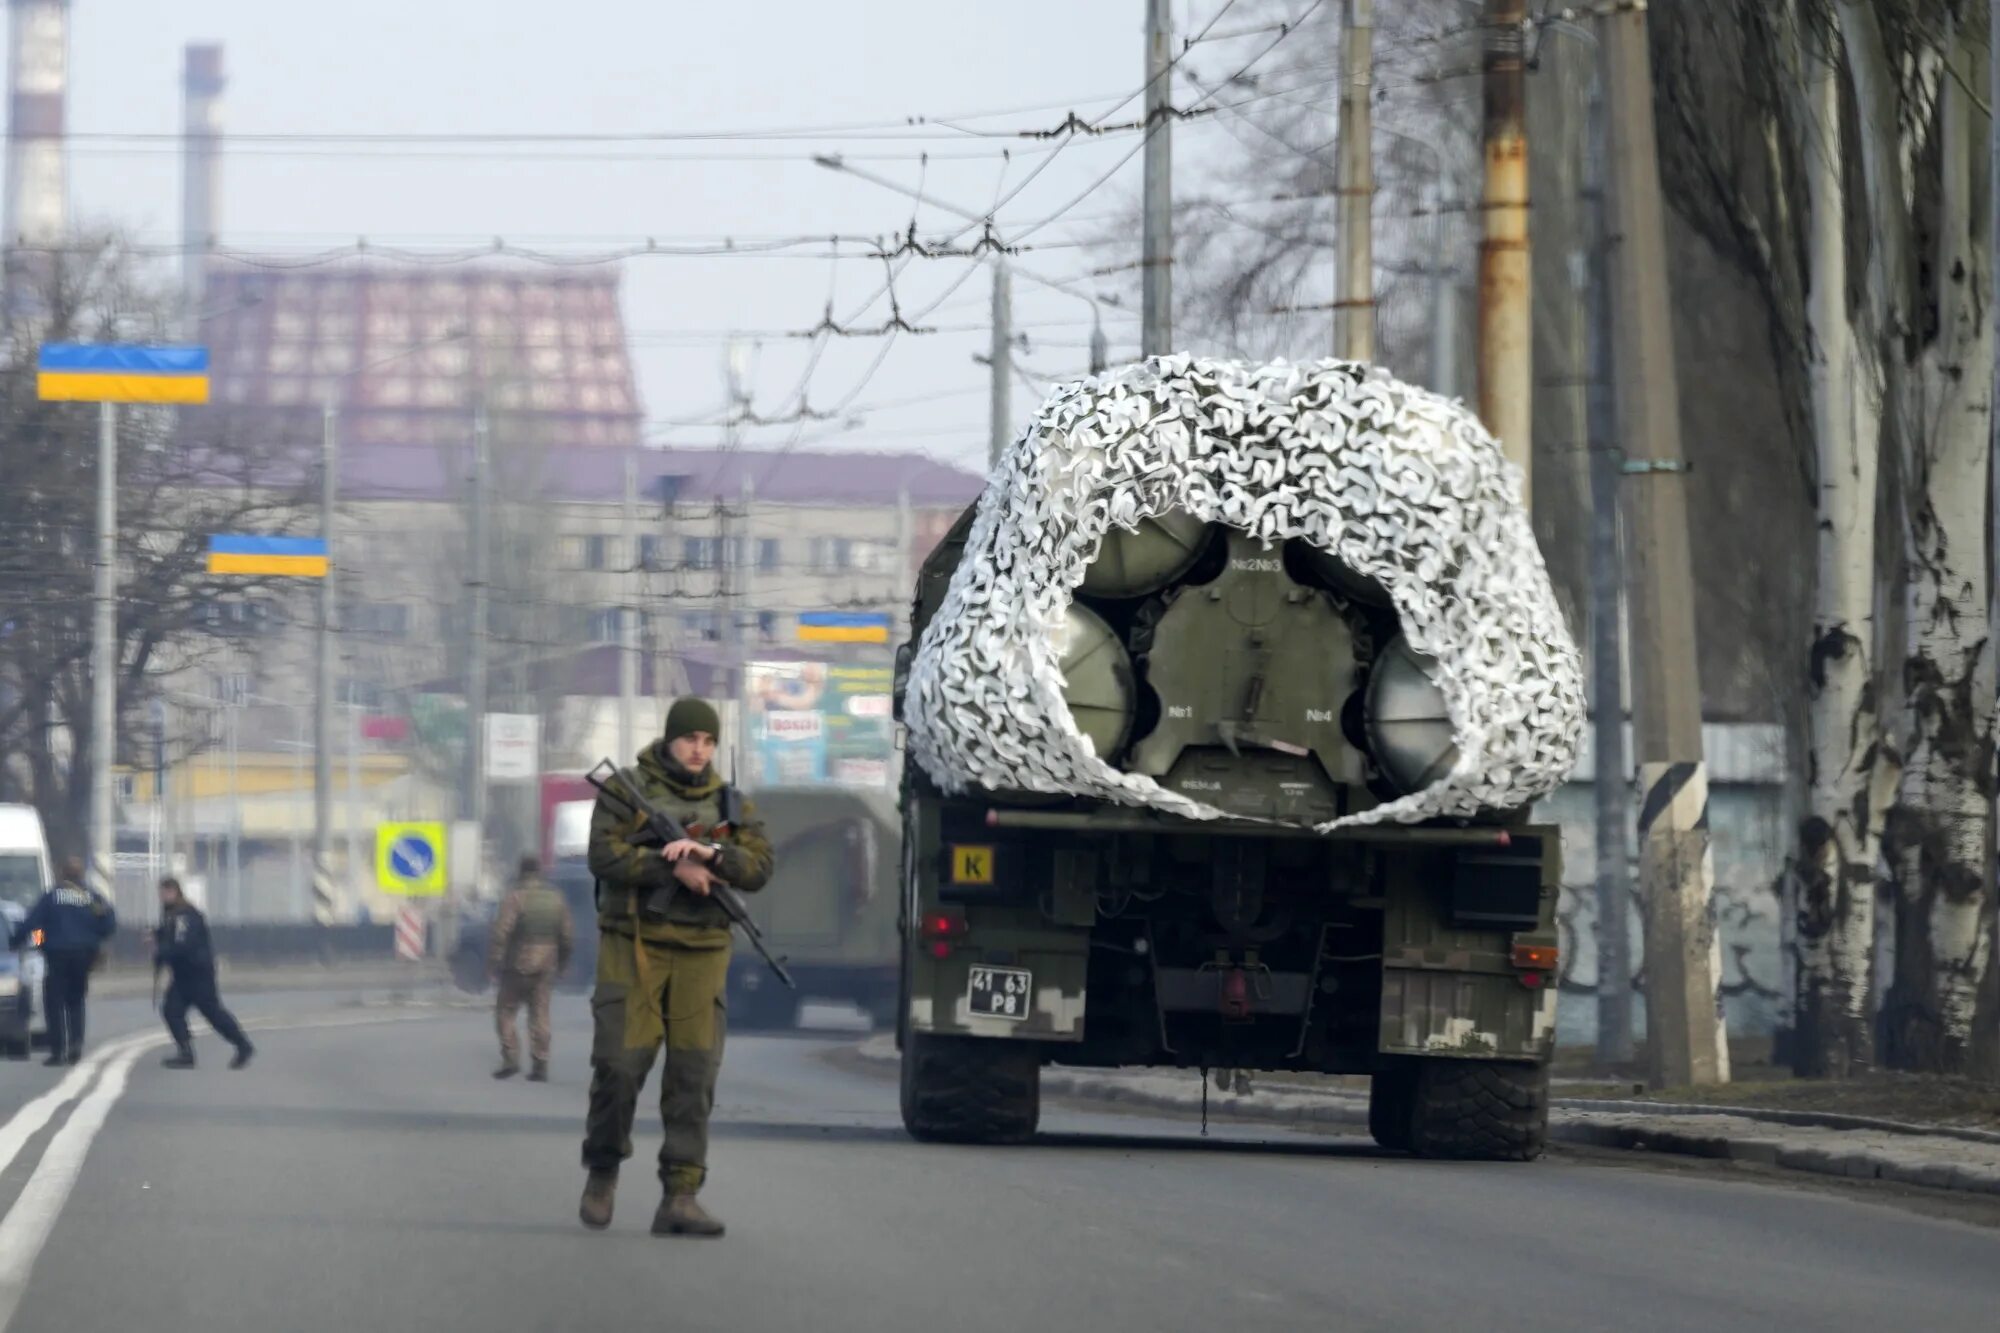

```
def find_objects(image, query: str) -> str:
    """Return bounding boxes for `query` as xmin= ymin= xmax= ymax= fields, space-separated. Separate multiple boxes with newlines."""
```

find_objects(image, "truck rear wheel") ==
xmin=1402 ymin=1058 xmax=1549 ymax=1161
xmin=899 ymin=1032 xmax=1040 ymax=1144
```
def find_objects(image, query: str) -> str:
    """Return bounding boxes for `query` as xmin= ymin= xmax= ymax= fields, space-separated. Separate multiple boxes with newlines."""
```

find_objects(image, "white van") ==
xmin=0 ymin=804 xmax=52 ymax=1057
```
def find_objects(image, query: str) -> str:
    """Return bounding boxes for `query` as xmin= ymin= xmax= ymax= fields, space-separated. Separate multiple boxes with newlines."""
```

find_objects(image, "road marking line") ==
xmin=0 ymin=1033 xmax=160 ymax=1181
xmin=0 ymin=1040 xmax=152 ymax=1331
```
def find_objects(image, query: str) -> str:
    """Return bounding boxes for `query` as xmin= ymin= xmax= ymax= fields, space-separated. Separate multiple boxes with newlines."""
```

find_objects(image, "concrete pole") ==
xmin=1140 ymin=0 xmax=1173 ymax=357
xmin=1429 ymin=176 xmax=1457 ymax=399
xmin=619 ymin=449 xmax=638 ymax=762
xmin=1478 ymin=0 xmax=1533 ymax=500
xmin=225 ymin=693 xmax=240 ymax=917
xmin=314 ymin=402 xmax=336 ymax=921
xmin=90 ymin=402 xmax=116 ymax=897
xmin=1584 ymin=60 xmax=1634 ymax=1068
xmin=1599 ymin=6 xmax=1726 ymax=1088
xmin=989 ymin=260 xmax=1012 ymax=468
xmin=344 ymin=703 xmax=359 ymax=898
xmin=1335 ymin=0 xmax=1375 ymax=362
xmin=467 ymin=404 xmax=490 ymax=854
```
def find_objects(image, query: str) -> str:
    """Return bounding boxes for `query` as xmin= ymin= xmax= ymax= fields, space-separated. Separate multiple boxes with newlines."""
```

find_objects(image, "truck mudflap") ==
xmin=907 ymin=945 xmax=1087 ymax=1041
xmin=1379 ymin=969 xmax=1558 ymax=1059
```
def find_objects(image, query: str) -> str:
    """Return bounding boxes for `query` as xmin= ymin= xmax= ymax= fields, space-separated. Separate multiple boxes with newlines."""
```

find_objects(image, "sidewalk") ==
xmin=854 ymin=1037 xmax=2000 ymax=1196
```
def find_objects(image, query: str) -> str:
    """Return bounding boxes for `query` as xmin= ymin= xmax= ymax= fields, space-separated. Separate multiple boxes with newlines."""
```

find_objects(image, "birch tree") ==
xmin=1840 ymin=3 xmax=2000 ymax=1076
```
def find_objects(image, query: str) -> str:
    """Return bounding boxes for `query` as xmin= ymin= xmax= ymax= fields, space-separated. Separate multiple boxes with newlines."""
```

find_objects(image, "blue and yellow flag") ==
xmin=207 ymin=535 xmax=329 ymax=578
xmin=37 ymin=343 xmax=210 ymax=404
xmin=797 ymin=611 xmax=891 ymax=644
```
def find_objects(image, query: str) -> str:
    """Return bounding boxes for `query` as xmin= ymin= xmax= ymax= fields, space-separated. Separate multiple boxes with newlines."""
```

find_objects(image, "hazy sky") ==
xmin=47 ymin=1 xmax=1307 ymax=471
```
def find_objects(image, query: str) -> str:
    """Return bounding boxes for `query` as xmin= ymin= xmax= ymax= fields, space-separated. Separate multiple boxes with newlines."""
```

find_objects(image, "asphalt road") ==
xmin=2 ymin=993 xmax=1998 ymax=1333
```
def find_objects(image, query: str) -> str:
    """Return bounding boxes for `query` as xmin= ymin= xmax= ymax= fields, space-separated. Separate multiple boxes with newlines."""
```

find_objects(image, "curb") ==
xmin=853 ymin=1039 xmax=2000 ymax=1197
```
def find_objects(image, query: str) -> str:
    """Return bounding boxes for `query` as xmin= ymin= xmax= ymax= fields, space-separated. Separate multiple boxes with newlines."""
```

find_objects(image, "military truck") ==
xmin=893 ymin=509 xmax=1561 ymax=1159
xmin=726 ymin=786 xmax=900 ymax=1029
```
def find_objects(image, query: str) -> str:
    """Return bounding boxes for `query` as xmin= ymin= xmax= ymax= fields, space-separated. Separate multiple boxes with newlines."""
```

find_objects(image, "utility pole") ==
xmin=90 ymin=402 xmax=116 ymax=896
xmin=1583 ymin=60 xmax=1633 ymax=1068
xmin=619 ymin=449 xmax=639 ymax=762
xmin=1335 ymin=0 xmax=1375 ymax=362
xmin=314 ymin=402 xmax=337 ymax=923
xmin=1599 ymin=6 xmax=1725 ymax=1088
xmin=1478 ymin=0 xmax=1533 ymax=497
xmin=466 ymin=403 xmax=490 ymax=856
xmin=990 ymin=261 xmax=1012 ymax=467
xmin=1141 ymin=0 xmax=1173 ymax=356
xmin=1430 ymin=174 xmax=1457 ymax=398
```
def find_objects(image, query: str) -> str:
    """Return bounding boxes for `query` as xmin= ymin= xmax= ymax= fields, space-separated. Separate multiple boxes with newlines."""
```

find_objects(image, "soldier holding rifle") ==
xmin=577 ymin=697 xmax=776 ymax=1238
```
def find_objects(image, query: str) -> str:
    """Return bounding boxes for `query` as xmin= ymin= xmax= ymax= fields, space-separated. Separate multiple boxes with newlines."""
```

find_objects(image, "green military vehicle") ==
xmin=892 ymin=509 xmax=1562 ymax=1159
xmin=727 ymin=786 xmax=900 ymax=1030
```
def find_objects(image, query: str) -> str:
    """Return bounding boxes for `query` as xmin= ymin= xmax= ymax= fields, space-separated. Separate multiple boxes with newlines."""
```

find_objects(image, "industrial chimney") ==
xmin=181 ymin=43 xmax=224 ymax=323
xmin=2 ymin=0 xmax=68 ymax=319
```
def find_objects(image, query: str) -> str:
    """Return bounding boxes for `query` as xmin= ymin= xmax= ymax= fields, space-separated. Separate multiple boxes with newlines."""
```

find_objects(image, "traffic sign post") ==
xmin=375 ymin=821 xmax=448 ymax=897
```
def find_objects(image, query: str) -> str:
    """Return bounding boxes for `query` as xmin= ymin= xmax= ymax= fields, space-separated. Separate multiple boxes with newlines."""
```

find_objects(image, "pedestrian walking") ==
xmin=152 ymin=877 xmax=254 ymax=1070
xmin=7 ymin=856 xmax=115 ymax=1066
xmin=490 ymin=854 xmax=574 ymax=1082
xmin=578 ymin=697 xmax=774 ymax=1238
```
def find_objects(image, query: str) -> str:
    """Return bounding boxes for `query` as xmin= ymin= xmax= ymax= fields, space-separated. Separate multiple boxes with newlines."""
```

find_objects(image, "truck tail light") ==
xmin=921 ymin=908 xmax=968 ymax=959
xmin=1511 ymin=942 xmax=1557 ymax=969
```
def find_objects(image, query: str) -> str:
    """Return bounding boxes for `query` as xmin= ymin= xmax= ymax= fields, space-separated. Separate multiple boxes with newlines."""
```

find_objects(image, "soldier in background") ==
xmin=578 ymin=697 xmax=774 ymax=1238
xmin=8 ymin=856 xmax=115 ymax=1066
xmin=490 ymin=854 xmax=574 ymax=1082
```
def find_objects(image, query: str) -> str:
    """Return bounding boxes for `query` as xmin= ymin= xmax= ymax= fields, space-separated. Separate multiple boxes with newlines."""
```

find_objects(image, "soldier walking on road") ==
xmin=153 ymin=877 xmax=255 ymax=1070
xmin=578 ymin=697 xmax=774 ymax=1238
xmin=490 ymin=854 xmax=574 ymax=1081
xmin=8 ymin=856 xmax=115 ymax=1066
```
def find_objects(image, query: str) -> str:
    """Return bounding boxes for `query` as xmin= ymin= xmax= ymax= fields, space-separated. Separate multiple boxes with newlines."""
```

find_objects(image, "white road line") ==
xmin=0 ymin=1008 xmax=440 ymax=1332
xmin=0 ymin=1033 xmax=162 ymax=1180
xmin=0 ymin=1040 xmax=150 ymax=1331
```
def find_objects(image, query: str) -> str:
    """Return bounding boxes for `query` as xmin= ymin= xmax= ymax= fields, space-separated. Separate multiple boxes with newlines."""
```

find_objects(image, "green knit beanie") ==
xmin=664 ymin=696 xmax=722 ymax=743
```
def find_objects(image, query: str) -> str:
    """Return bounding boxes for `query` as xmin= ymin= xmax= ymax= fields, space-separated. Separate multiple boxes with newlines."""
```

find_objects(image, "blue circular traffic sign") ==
xmin=389 ymin=835 xmax=435 ymax=882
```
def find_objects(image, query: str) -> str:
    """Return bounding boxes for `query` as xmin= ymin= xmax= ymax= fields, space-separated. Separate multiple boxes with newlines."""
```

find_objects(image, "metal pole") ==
xmin=468 ymin=403 xmax=490 ymax=854
xmin=152 ymin=695 xmax=172 ymax=882
xmin=1141 ymin=0 xmax=1173 ymax=357
xmin=1429 ymin=175 xmax=1457 ymax=398
xmin=1478 ymin=0 xmax=1533 ymax=500
xmin=345 ymin=703 xmax=359 ymax=900
xmin=1599 ymin=5 xmax=1725 ymax=1088
xmin=226 ymin=694 xmax=239 ymax=918
xmin=314 ymin=401 xmax=336 ymax=922
xmin=619 ymin=449 xmax=639 ymax=761
xmin=90 ymin=401 xmax=117 ymax=896
xmin=1584 ymin=59 xmax=1633 ymax=1068
xmin=1335 ymin=0 xmax=1375 ymax=362
xmin=989 ymin=260 xmax=1013 ymax=468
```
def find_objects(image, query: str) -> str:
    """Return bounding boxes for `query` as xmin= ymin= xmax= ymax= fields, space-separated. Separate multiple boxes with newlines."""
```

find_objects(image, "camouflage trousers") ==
xmin=495 ymin=968 xmax=554 ymax=1067
xmin=580 ymin=932 xmax=730 ymax=1194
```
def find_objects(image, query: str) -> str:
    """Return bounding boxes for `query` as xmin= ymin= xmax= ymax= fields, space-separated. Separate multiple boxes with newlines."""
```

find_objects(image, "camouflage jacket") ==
xmin=587 ymin=741 xmax=774 ymax=949
xmin=488 ymin=874 xmax=575 ymax=977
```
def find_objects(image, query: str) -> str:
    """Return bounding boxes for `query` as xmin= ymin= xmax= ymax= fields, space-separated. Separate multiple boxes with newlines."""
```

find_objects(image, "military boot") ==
xmin=230 ymin=1043 xmax=254 ymax=1071
xmin=527 ymin=1060 xmax=548 ymax=1083
xmin=492 ymin=1061 xmax=518 ymax=1080
xmin=162 ymin=1046 xmax=196 ymax=1070
xmin=651 ymin=1193 xmax=725 ymax=1238
xmin=578 ymin=1170 xmax=617 ymax=1230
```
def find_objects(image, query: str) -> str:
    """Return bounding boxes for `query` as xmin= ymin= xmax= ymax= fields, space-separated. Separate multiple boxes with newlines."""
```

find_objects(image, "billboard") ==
xmin=746 ymin=660 xmax=894 ymax=788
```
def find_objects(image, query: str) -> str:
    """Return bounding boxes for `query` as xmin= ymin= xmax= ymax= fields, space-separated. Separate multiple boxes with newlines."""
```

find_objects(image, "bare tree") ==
xmin=0 ymin=236 xmax=311 ymax=861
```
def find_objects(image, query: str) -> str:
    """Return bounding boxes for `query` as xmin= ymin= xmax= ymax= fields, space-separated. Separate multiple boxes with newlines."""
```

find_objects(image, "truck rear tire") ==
xmin=1404 ymin=1058 xmax=1549 ymax=1161
xmin=899 ymin=1032 xmax=1040 ymax=1144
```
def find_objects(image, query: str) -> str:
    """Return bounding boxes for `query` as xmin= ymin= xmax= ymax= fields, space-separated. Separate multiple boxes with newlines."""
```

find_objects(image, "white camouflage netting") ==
xmin=904 ymin=355 xmax=1585 ymax=831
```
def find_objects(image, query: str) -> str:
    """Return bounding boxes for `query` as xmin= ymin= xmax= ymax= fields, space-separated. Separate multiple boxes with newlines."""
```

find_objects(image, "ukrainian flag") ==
xmin=38 ymin=343 xmax=210 ymax=405
xmin=207 ymin=535 xmax=329 ymax=579
xmin=797 ymin=611 xmax=891 ymax=644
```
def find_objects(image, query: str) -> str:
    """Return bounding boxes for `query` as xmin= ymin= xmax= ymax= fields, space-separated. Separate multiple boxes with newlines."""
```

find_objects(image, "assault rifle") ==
xmin=585 ymin=759 xmax=795 ymax=989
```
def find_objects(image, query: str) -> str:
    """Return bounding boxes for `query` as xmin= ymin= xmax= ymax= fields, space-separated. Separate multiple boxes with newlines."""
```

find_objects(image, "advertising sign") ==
xmin=745 ymin=660 xmax=893 ymax=788
xmin=485 ymin=713 xmax=541 ymax=782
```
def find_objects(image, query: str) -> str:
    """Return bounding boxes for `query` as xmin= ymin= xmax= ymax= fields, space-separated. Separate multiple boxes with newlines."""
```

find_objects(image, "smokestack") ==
xmin=3 ymin=0 xmax=68 ymax=318
xmin=182 ymin=43 xmax=224 ymax=324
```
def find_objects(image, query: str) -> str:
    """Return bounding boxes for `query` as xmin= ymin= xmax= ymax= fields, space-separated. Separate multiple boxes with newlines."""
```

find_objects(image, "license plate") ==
xmin=966 ymin=966 xmax=1032 ymax=1021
